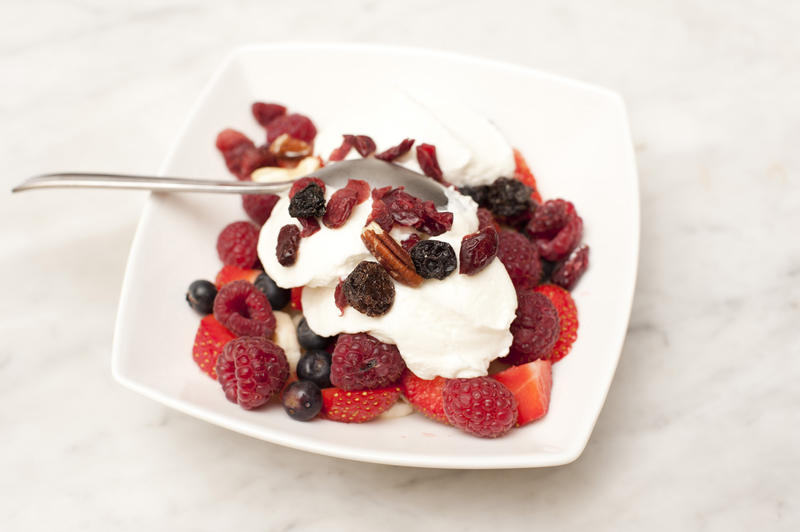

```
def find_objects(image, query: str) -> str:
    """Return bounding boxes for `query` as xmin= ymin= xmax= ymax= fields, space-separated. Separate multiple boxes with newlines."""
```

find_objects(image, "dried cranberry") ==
xmin=289 ymin=184 xmax=326 ymax=219
xmin=251 ymin=102 xmax=286 ymax=127
xmin=322 ymin=179 xmax=370 ymax=229
xmin=400 ymin=233 xmax=421 ymax=253
xmin=551 ymin=244 xmax=589 ymax=290
xmin=375 ymin=138 xmax=415 ymax=162
xmin=298 ymin=216 xmax=320 ymax=237
xmin=535 ymin=210 xmax=583 ymax=262
xmin=239 ymin=145 xmax=277 ymax=179
xmin=329 ymin=136 xmax=353 ymax=161
xmin=334 ymin=278 xmax=347 ymax=315
xmin=216 ymin=129 xmax=255 ymax=180
xmin=526 ymin=199 xmax=571 ymax=239
xmin=476 ymin=207 xmax=498 ymax=230
xmin=344 ymin=134 xmax=376 ymax=157
xmin=266 ymin=113 xmax=317 ymax=144
xmin=242 ymin=194 xmax=280 ymax=225
xmin=459 ymin=226 xmax=499 ymax=275
xmin=276 ymin=224 xmax=301 ymax=266
xmin=289 ymin=177 xmax=326 ymax=199
xmin=368 ymin=187 xmax=453 ymax=236
xmin=343 ymin=261 xmax=395 ymax=317
xmin=416 ymin=143 xmax=447 ymax=184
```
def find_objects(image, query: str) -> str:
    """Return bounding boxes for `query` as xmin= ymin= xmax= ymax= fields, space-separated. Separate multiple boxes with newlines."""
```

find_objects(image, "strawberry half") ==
xmin=290 ymin=286 xmax=303 ymax=312
xmin=512 ymin=148 xmax=543 ymax=204
xmin=534 ymin=284 xmax=578 ymax=362
xmin=321 ymin=386 xmax=401 ymax=423
xmin=492 ymin=359 xmax=552 ymax=426
xmin=192 ymin=315 xmax=235 ymax=379
xmin=399 ymin=369 xmax=449 ymax=424
xmin=214 ymin=265 xmax=260 ymax=288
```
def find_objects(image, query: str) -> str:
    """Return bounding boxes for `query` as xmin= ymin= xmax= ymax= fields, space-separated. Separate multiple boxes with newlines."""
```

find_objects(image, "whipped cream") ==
xmin=314 ymin=89 xmax=515 ymax=187
xmin=258 ymin=187 xmax=517 ymax=379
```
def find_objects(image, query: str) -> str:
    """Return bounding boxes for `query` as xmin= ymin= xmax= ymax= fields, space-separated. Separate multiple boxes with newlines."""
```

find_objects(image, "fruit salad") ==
xmin=187 ymin=95 xmax=589 ymax=438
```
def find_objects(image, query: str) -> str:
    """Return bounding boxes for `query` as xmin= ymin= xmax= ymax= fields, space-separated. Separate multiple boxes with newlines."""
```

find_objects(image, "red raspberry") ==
xmin=251 ymin=102 xmax=286 ymax=127
xmin=213 ymin=280 xmax=276 ymax=337
xmin=442 ymin=377 xmax=517 ymax=438
xmin=502 ymin=291 xmax=560 ymax=365
xmin=242 ymin=194 xmax=280 ymax=226
xmin=551 ymin=244 xmax=590 ymax=290
xmin=216 ymin=336 xmax=288 ymax=410
xmin=216 ymin=221 xmax=259 ymax=268
xmin=528 ymin=200 xmax=583 ymax=262
xmin=216 ymin=129 xmax=255 ymax=180
xmin=330 ymin=333 xmax=406 ymax=390
xmin=496 ymin=230 xmax=542 ymax=290
xmin=266 ymin=113 xmax=317 ymax=144
xmin=238 ymin=145 xmax=277 ymax=179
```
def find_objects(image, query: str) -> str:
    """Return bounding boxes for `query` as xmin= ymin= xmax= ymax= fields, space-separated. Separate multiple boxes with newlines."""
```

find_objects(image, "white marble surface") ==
xmin=2 ymin=0 xmax=799 ymax=530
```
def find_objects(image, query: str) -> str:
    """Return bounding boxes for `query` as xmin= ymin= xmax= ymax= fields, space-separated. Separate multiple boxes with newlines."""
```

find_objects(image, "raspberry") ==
xmin=496 ymin=230 xmax=542 ymax=290
xmin=330 ymin=333 xmax=406 ymax=390
xmin=213 ymin=280 xmax=276 ymax=337
xmin=266 ymin=113 xmax=317 ymax=144
xmin=529 ymin=200 xmax=583 ymax=262
xmin=242 ymin=194 xmax=279 ymax=225
xmin=459 ymin=225 xmax=499 ymax=275
xmin=216 ymin=336 xmax=288 ymax=410
xmin=487 ymin=177 xmax=534 ymax=219
xmin=216 ymin=129 xmax=255 ymax=180
xmin=251 ymin=102 xmax=286 ymax=127
xmin=502 ymin=291 xmax=560 ymax=365
xmin=526 ymin=199 xmax=571 ymax=239
xmin=216 ymin=221 xmax=259 ymax=268
xmin=551 ymin=244 xmax=590 ymax=290
xmin=442 ymin=377 xmax=517 ymax=438
xmin=534 ymin=284 xmax=579 ymax=362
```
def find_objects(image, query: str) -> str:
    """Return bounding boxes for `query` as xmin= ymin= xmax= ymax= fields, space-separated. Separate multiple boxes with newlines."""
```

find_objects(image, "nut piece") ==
xmin=361 ymin=222 xmax=423 ymax=287
xmin=269 ymin=133 xmax=313 ymax=160
xmin=251 ymin=156 xmax=321 ymax=184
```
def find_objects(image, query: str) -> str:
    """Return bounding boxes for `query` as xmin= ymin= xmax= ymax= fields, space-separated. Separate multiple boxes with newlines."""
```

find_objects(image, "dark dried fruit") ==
xmin=344 ymin=134 xmax=376 ymax=157
xmin=342 ymin=261 xmax=395 ymax=317
xmin=266 ymin=113 xmax=317 ymax=144
xmin=496 ymin=229 xmax=542 ymax=291
xmin=458 ymin=185 xmax=490 ymax=207
xmin=334 ymin=278 xmax=347 ymax=315
xmin=410 ymin=239 xmax=456 ymax=280
xmin=487 ymin=177 xmax=534 ymax=218
xmin=368 ymin=187 xmax=453 ymax=236
xmin=459 ymin=226 xmax=499 ymax=275
xmin=298 ymin=216 xmax=320 ymax=237
xmin=322 ymin=179 xmax=370 ymax=229
xmin=416 ymin=143 xmax=448 ymax=185
xmin=328 ymin=136 xmax=353 ymax=161
xmin=375 ymin=138 xmax=415 ymax=162
xmin=276 ymin=224 xmax=301 ymax=266
xmin=289 ymin=183 xmax=326 ymax=219
xmin=551 ymin=244 xmax=589 ymax=290
xmin=289 ymin=177 xmax=325 ymax=199
xmin=526 ymin=199 xmax=571 ymax=239
xmin=251 ymin=102 xmax=286 ymax=127
xmin=400 ymin=233 xmax=421 ymax=253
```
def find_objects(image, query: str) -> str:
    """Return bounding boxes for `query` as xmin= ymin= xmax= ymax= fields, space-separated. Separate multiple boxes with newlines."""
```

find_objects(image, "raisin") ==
xmin=459 ymin=226 xmax=499 ymax=275
xmin=251 ymin=102 xmax=286 ymax=127
xmin=266 ymin=113 xmax=317 ymax=144
xmin=289 ymin=184 xmax=326 ymax=219
xmin=458 ymin=185 xmax=490 ymax=207
xmin=416 ymin=143 xmax=448 ymax=184
xmin=551 ymin=244 xmax=589 ymax=290
xmin=343 ymin=261 xmax=395 ymax=317
xmin=410 ymin=240 xmax=457 ymax=280
xmin=329 ymin=136 xmax=353 ymax=161
xmin=344 ymin=134 xmax=376 ymax=157
xmin=487 ymin=177 xmax=534 ymax=219
xmin=400 ymin=233 xmax=421 ymax=253
xmin=276 ymin=224 xmax=301 ymax=266
xmin=322 ymin=179 xmax=370 ymax=229
xmin=375 ymin=138 xmax=415 ymax=162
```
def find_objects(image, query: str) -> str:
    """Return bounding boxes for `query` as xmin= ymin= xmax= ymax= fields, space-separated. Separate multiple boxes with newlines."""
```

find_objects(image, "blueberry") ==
xmin=296 ymin=317 xmax=332 ymax=350
xmin=296 ymin=349 xmax=332 ymax=388
xmin=186 ymin=280 xmax=217 ymax=314
xmin=282 ymin=380 xmax=322 ymax=421
xmin=254 ymin=272 xmax=290 ymax=310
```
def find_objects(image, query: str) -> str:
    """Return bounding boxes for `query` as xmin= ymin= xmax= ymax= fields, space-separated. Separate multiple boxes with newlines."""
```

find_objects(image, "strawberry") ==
xmin=492 ymin=359 xmax=552 ymax=426
xmin=290 ymin=286 xmax=303 ymax=312
xmin=512 ymin=148 xmax=543 ymax=204
xmin=321 ymin=386 xmax=401 ymax=423
xmin=534 ymin=284 xmax=579 ymax=362
xmin=399 ymin=369 xmax=449 ymax=424
xmin=192 ymin=315 xmax=235 ymax=379
xmin=214 ymin=265 xmax=260 ymax=288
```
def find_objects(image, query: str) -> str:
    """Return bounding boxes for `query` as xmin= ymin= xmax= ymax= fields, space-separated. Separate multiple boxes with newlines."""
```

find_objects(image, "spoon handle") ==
xmin=11 ymin=173 xmax=294 ymax=194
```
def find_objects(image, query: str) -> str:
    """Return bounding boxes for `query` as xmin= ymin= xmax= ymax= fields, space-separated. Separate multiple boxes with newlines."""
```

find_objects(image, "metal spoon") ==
xmin=11 ymin=159 xmax=450 ymax=207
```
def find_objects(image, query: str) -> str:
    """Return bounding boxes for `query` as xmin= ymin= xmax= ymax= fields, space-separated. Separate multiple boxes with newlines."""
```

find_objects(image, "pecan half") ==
xmin=269 ymin=133 xmax=313 ymax=160
xmin=361 ymin=222 xmax=423 ymax=287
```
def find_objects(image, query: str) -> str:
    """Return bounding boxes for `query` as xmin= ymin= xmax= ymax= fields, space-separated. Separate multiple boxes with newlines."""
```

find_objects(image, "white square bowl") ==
xmin=111 ymin=43 xmax=639 ymax=468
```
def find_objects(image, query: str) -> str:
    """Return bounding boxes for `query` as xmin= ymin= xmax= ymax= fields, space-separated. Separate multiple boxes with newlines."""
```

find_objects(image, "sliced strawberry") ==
xmin=512 ymin=148 xmax=543 ymax=204
xmin=534 ymin=284 xmax=578 ymax=362
xmin=399 ymin=369 xmax=449 ymax=424
xmin=492 ymin=359 xmax=552 ymax=426
xmin=321 ymin=386 xmax=401 ymax=423
xmin=214 ymin=265 xmax=260 ymax=288
xmin=290 ymin=286 xmax=303 ymax=312
xmin=192 ymin=315 xmax=235 ymax=379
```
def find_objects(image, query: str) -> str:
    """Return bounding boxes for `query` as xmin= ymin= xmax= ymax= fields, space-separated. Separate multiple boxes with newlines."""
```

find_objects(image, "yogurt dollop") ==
xmin=258 ymin=187 xmax=517 ymax=379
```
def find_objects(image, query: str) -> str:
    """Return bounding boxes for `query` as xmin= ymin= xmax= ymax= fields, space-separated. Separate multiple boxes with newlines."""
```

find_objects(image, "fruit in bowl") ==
xmin=186 ymin=94 xmax=589 ymax=439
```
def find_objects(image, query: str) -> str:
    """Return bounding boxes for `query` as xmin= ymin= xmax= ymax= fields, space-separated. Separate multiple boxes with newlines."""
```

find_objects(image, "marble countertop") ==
xmin=2 ymin=1 xmax=798 ymax=530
